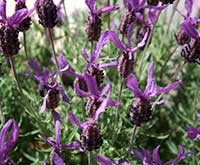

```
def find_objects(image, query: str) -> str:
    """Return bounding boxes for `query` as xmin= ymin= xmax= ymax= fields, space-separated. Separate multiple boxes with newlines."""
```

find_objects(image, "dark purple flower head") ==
xmin=132 ymin=145 xmax=194 ymax=165
xmin=0 ymin=0 xmax=38 ymax=29
xmin=127 ymin=63 xmax=181 ymax=103
xmin=187 ymin=113 xmax=200 ymax=140
xmin=27 ymin=60 xmax=71 ymax=113
xmin=0 ymin=119 xmax=19 ymax=164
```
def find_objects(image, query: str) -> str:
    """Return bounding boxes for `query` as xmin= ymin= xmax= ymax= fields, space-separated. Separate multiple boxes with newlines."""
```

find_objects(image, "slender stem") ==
xmin=47 ymin=28 xmax=61 ymax=81
xmin=90 ymin=41 xmax=94 ymax=54
xmin=107 ymin=0 xmax=111 ymax=29
xmin=160 ymin=45 xmax=179 ymax=77
xmin=87 ymin=151 xmax=92 ymax=165
xmin=159 ymin=0 xmax=180 ymax=55
xmin=138 ymin=11 xmax=162 ymax=78
xmin=112 ymin=78 xmax=124 ymax=143
xmin=23 ymin=32 xmax=28 ymax=61
xmin=9 ymin=57 xmax=23 ymax=95
xmin=166 ymin=0 xmax=180 ymax=34
xmin=62 ymin=0 xmax=69 ymax=25
xmin=129 ymin=125 xmax=138 ymax=153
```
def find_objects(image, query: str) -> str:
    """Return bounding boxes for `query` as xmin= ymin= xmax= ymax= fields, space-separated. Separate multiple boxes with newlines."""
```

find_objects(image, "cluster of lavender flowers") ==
xmin=0 ymin=0 xmax=200 ymax=164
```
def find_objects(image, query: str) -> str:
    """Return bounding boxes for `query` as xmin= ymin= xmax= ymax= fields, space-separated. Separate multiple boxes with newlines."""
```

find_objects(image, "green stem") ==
xmin=160 ymin=45 xmax=179 ymax=78
xmin=107 ymin=0 xmax=111 ymax=29
xmin=112 ymin=78 xmax=124 ymax=143
xmin=138 ymin=11 xmax=162 ymax=79
xmin=47 ymin=28 xmax=62 ymax=81
xmin=23 ymin=32 xmax=29 ymax=61
xmin=129 ymin=125 xmax=138 ymax=154
xmin=9 ymin=57 xmax=23 ymax=95
xmin=159 ymin=0 xmax=180 ymax=55
xmin=88 ymin=151 xmax=92 ymax=165
xmin=62 ymin=0 xmax=69 ymax=25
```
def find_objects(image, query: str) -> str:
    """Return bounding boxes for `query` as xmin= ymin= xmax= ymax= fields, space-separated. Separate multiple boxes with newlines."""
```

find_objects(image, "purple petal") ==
xmin=127 ymin=23 xmax=134 ymax=48
xmin=74 ymin=79 xmax=91 ymax=97
xmin=58 ymin=85 xmax=71 ymax=104
xmin=100 ymin=83 xmax=110 ymax=97
xmin=133 ymin=26 xmax=150 ymax=51
xmin=152 ymin=146 xmax=162 ymax=165
xmin=39 ymin=90 xmax=51 ymax=113
xmin=156 ymin=81 xmax=181 ymax=95
xmin=96 ymin=155 xmax=112 ymax=165
xmin=51 ymin=151 xmax=65 ymax=165
xmin=0 ymin=119 xmax=19 ymax=156
xmin=187 ymin=126 xmax=200 ymax=140
xmin=98 ymin=61 xmax=117 ymax=69
xmin=92 ymin=95 xmax=109 ymax=121
xmin=63 ymin=141 xmax=82 ymax=150
xmin=144 ymin=63 xmax=154 ymax=94
xmin=0 ymin=0 xmax=6 ymax=23
xmin=185 ymin=0 xmax=193 ymax=17
xmin=127 ymin=74 xmax=144 ymax=98
xmin=82 ymin=48 xmax=89 ymax=62
xmin=123 ymin=0 xmax=139 ymax=11
xmin=29 ymin=60 xmax=41 ymax=75
xmin=131 ymin=149 xmax=144 ymax=160
xmin=85 ymin=0 xmax=96 ymax=13
xmin=107 ymin=99 xmax=121 ymax=107
xmin=52 ymin=111 xmax=61 ymax=146
xmin=57 ymin=52 xmax=70 ymax=71
xmin=85 ymin=73 xmax=99 ymax=96
xmin=180 ymin=20 xmax=199 ymax=40
xmin=68 ymin=111 xmax=82 ymax=128
xmin=8 ymin=8 xmax=29 ymax=28
xmin=149 ymin=9 xmax=157 ymax=24
xmin=196 ymin=113 xmax=200 ymax=120
xmin=108 ymin=31 xmax=126 ymax=50
xmin=165 ymin=145 xmax=194 ymax=164
xmin=96 ymin=6 xmax=119 ymax=15
xmin=91 ymin=31 xmax=110 ymax=63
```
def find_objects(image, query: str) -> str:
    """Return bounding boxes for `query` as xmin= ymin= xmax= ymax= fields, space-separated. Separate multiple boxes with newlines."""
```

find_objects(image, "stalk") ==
xmin=129 ymin=125 xmax=138 ymax=155
xmin=87 ymin=151 xmax=92 ymax=165
xmin=107 ymin=0 xmax=111 ymax=29
xmin=91 ymin=41 xmax=94 ymax=54
xmin=138 ymin=11 xmax=162 ymax=78
xmin=112 ymin=78 xmax=124 ymax=143
xmin=9 ymin=57 xmax=23 ymax=95
xmin=62 ymin=0 xmax=69 ymax=25
xmin=47 ymin=28 xmax=61 ymax=81
xmin=23 ymin=32 xmax=29 ymax=61
xmin=159 ymin=0 xmax=180 ymax=56
xmin=160 ymin=45 xmax=179 ymax=77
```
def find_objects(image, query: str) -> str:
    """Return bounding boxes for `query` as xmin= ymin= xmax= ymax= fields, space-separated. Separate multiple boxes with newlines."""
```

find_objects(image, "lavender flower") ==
xmin=15 ymin=0 xmax=32 ymax=32
xmin=100 ymin=29 xmax=149 ymax=78
xmin=0 ymin=119 xmax=19 ymax=164
xmin=27 ymin=60 xmax=71 ymax=113
xmin=43 ymin=110 xmax=65 ymax=165
xmin=132 ymin=145 xmax=194 ymax=165
xmin=119 ymin=0 xmax=166 ymax=35
xmin=127 ymin=63 xmax=180 ymax=126
xmin=187 ymin=113 xmax=200 ymax=140
xmin=0 ymin=0 xmax=38 ymax=58
xmin=67 ymin=85 xmax=115 ymax=151
xmin=57 ymin=33 xmax=118 ymax=94
xmin=75 ymin=77 xmax=120 ymax=117
xmin=85 ymin=0 xmax=119 ymax=41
